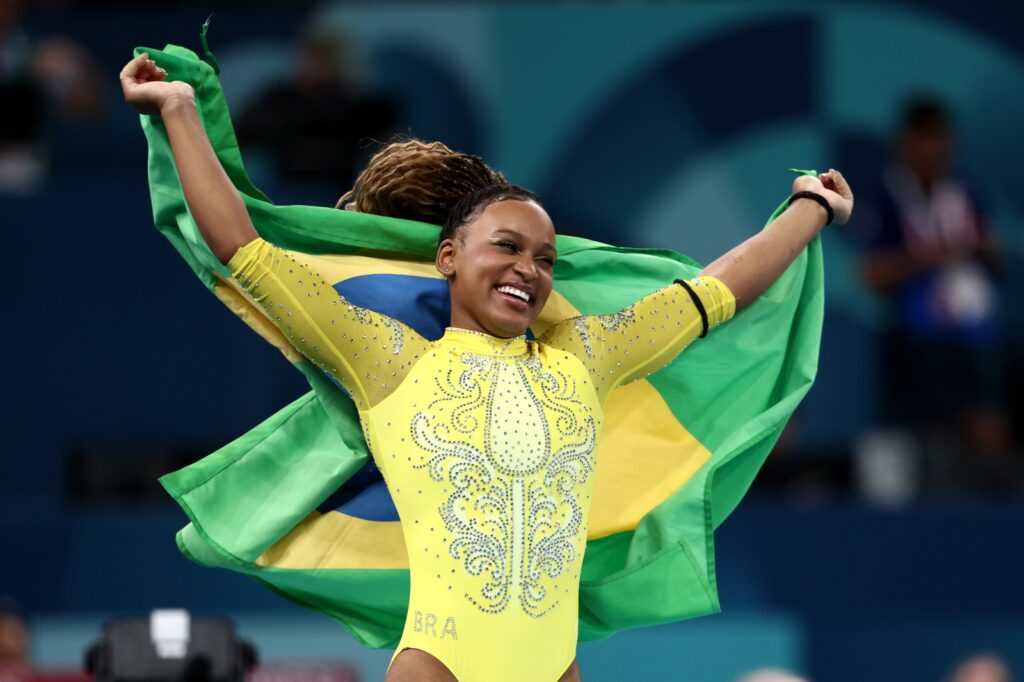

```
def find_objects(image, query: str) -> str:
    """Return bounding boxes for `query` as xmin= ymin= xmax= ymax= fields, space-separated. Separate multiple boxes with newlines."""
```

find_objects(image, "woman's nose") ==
xmin=514 ymin=258 xmax=537 ymax=281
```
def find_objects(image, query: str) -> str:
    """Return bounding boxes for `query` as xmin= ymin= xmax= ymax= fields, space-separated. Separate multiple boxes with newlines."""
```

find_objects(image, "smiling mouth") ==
xmin=495 ymin=284 xmax=532 ymax=308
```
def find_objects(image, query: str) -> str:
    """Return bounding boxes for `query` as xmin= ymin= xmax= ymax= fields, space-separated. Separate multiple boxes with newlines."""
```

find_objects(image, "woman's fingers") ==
xmin=829 ymin=169 xmax=853 ymax=201
xmin=120 ymin=53 xmax=168 ymax=88
xmin=139 ymin=58 xmax=162 ymax=79
xmin=119 ymin=52 xmax=147 ymax=83
xmin=142 ymin=59 xmax=168 ymax=82
xmin=819 ymin=170 xmax=837 ymax=191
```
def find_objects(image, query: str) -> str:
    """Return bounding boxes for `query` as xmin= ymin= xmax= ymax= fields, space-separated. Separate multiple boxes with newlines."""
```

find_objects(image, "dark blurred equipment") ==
xmin=68 ymin=442 xmax=216 ymax=505
xmin=85 ymin=611 xmax=257 ymax=682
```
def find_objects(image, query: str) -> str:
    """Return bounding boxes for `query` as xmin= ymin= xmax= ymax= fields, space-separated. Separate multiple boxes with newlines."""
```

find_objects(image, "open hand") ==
xmin=119 ymin=52 xmax=194 ymax=115
xmin=792 ymin=169 xmax=854 ymax=225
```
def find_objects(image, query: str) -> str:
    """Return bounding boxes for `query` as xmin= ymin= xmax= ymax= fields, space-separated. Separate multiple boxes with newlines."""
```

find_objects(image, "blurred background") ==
xmin=3 ymin=0 xmax=1024 ymax=680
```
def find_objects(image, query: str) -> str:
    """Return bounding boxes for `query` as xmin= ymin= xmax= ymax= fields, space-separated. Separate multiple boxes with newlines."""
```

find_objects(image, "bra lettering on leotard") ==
xmin=414 ymin=611 xmax=459 ymax=640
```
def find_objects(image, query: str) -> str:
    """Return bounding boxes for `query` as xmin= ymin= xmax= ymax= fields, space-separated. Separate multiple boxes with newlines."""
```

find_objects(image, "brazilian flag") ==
xmin=139 ymin=45 xmax=823 ymax=648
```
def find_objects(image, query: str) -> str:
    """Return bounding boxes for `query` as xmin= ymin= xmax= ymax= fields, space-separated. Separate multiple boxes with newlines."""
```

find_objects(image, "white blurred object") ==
xmin=854 ymin=429 xmax=919 ymax=505
xmin=0 ymin=146 xmax=45 ymax=194
xmin=736 ymin=669 xmax=810 ymax=682
xmin=948 ymin=653 xmax=1012 ymax=682
xmin=935 ymin=262 xmax=996 ymax=326
xmin=149 ymin=609 xmax=189 ymax=659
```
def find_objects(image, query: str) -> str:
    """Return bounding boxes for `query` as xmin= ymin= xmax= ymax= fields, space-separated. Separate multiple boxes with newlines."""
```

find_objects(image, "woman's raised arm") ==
xmin=120 ymin=52 xmax=256 ymax=263
xmin=540 ymin=171 xmax=851 ymax=402
xmin=700 ymin=170 xmax=853 ymax=312
xmin=122 ymin=53 xmax=432 ymax=408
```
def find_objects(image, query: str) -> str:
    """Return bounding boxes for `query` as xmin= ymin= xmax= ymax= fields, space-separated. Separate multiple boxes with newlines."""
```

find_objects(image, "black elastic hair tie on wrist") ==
xmin=788 ymin=190 xmax=834 ymax=226
xmin=674 ymin=279 xmax=709 ymax=338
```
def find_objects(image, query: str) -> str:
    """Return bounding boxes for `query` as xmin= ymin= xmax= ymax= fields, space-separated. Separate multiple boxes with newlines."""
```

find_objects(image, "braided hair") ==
xmin=337 ymin=140 xmax=507 ymax=226
xmin=439 ymin=183 xmax=541 ymax=247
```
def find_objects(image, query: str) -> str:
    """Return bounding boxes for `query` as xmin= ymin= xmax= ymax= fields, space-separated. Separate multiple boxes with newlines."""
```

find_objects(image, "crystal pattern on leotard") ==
xmin=411 ymin=342 xmax=596 ymax=618
xmin=540 ymin=279 xmax=736 ymax=401
xmin=572 ymin=308 xmax=636 ymax=359
xmin=229 ymin=240 xmax=431 ymax=408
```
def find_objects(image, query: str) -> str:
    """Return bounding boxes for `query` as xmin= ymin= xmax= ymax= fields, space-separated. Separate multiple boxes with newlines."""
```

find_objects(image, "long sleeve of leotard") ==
xmin=228 ymin=237 xmax=431 ymax=409
xmin=539 ymin=275 xmax=735 ymax=402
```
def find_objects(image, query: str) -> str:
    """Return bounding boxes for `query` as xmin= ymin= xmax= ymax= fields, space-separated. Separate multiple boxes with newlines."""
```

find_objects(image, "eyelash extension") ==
xmin=488 ymin=238 xmax=518 ymax=250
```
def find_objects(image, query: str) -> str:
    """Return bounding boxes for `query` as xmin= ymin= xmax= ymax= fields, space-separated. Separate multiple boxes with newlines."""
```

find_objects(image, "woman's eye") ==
xmin=496 ymin=240 xmax=518 ymax=251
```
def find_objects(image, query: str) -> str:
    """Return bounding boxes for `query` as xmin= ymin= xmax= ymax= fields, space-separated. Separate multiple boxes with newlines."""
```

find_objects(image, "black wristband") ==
xmin=787 ymin=190 xmax=834 ymax=226
xmin=674 ymin=279 xmax=708 ymax=338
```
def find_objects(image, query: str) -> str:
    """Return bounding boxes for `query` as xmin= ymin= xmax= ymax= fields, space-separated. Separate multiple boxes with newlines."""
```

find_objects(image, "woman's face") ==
xmin=437 ymin=199 xmax=557 ymax=338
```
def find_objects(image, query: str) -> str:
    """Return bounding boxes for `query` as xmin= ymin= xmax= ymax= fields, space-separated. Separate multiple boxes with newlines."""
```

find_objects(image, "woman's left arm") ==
xmin=540 ymin=170 xmax=852 ymax=402
xmin=701 ymin=170 xmax=853 ymax=312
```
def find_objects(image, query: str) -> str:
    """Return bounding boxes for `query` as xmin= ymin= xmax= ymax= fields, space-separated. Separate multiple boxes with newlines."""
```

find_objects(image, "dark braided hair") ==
xmin=439 ymin=183 xmax=541 ymax=248
xmin=337 ymin=140 xmax=507 ymax=225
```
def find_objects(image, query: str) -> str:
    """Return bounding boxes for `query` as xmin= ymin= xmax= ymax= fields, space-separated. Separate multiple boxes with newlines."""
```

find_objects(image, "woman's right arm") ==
xmin=122 ymin=53 xmax=430 ymax=407
xmin=227 ymin=239 xmax=430 ymax=409
xmin=120 ymin=52 xmax=255 ymax=263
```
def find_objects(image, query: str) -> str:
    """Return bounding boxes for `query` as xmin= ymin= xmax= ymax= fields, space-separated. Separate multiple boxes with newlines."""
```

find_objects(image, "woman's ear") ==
xmin=436 ymin=238 xmax=456 ymax=277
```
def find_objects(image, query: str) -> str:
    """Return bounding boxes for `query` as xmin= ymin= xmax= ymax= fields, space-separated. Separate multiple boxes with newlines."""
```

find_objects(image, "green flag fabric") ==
xmin=139 ymin=44 xmax=823 ymax=648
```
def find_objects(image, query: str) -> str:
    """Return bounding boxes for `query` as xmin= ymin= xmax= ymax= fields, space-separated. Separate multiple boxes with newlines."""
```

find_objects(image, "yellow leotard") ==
xmin=229 ymin=238 xmax=735 ymax=682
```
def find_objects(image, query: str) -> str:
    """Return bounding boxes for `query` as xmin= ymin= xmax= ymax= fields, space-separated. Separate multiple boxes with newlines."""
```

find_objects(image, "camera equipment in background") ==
xmin=85 ymin=610 xmax=257 ymax=682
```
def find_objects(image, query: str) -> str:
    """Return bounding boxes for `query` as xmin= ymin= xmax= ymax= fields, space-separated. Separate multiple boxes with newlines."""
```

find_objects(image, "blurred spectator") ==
xmin=0 ymin=601 xmax=30 ymax=682
xmin=0 ymin=0 xmax=106 ymax=193
xmin=859 ymin=97 xmax=1018 ymax=495
xmin=947 ymin=654 xmax=1013 ymax=682
xmin=237 ymin=26 xmax=396 ymax=192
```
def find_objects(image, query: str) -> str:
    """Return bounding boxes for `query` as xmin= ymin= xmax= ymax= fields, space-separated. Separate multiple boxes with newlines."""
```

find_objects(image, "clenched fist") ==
xmin=120 ymin=52 xmax=195 ymax=115
xmin=792 ymin=169 xmax=854 ymax=225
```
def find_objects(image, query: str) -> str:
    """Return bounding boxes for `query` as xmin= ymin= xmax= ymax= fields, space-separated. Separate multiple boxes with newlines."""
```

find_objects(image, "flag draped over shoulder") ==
xmin=140 ymin=44 xmax=823 ymax=648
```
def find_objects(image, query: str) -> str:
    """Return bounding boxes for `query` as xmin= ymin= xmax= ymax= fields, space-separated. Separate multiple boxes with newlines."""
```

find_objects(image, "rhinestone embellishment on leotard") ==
xmin=411 ymin=345 xmax=596 ymax=618
xmin=572 ymin=308 xmax=636 ymax=358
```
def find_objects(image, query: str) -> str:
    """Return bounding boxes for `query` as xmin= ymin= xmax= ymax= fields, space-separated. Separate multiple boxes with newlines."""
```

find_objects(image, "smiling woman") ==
xmin=435 ymin=185 xmax=556 ymax=338
xmin=225 ymin=206 xmax=733 ymax=682
xmin=122 ymin=45 xmax=849 ymax=682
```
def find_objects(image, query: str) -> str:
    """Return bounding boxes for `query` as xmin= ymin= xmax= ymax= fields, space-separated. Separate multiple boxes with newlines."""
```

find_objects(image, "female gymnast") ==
xmin=122 ymin=52 xmax=852 ymax=682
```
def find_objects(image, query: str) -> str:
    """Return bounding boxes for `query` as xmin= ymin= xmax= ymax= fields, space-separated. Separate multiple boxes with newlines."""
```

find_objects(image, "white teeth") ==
xmin=497 ymin=285 xmax=530 ymax=302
